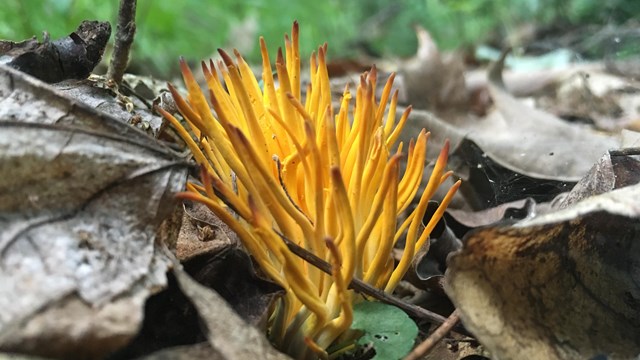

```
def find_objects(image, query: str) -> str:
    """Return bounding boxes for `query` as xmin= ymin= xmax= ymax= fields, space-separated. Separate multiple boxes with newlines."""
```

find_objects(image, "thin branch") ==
xmin=403 ymin=309 xmax=461 ymax=360
xmin=276 ymin=231 xmax=471 ymax=337
xmin=107 ymin=0 xmax=137 ymax=86
xmin=609 ymin=147 xmax=640 ymax=157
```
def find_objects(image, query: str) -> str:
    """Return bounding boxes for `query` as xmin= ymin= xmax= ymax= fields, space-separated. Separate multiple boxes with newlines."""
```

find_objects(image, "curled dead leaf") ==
xmin=445 ymin=183 xmax=640 ymax=360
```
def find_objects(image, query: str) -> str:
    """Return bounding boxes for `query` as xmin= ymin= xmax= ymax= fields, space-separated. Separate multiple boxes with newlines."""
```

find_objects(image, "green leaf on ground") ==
xmin=351 ymin=301 xmax=418 ymax=360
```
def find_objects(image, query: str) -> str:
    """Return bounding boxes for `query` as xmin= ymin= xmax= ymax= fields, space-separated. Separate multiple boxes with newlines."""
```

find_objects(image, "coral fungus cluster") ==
xmin=160 ymin=22 xmax=459 ymax=359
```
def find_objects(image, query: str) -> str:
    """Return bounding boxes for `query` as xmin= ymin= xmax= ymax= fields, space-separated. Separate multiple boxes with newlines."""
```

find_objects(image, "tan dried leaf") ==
xmin=445 ymin=184 xmax=640 ymax=360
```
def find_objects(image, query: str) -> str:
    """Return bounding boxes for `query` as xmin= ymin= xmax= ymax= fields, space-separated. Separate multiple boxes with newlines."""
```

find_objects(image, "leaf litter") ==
xmin=2 ymin=18 xmax=640 ymax=360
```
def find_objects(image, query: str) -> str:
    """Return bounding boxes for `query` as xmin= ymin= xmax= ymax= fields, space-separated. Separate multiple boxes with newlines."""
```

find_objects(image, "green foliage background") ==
xmin=1 ymin=0 xmax=637 ymax=77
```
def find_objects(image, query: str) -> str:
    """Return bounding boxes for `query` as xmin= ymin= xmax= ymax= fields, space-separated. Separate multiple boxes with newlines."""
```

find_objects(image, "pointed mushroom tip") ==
xmin=276 ymin=47 xmax=285 ymax=63
xmin=439 ymin=139 xmax=451 ymax=160
xmin=217 ymin=48 xmax=234 ymax=66
xmin=179 ymin=58 xmax=190 ymax=72
xmin=200 ymin=60 xmax=210 ymax=74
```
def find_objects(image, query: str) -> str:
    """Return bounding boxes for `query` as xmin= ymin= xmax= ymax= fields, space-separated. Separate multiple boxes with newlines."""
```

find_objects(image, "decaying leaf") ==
xmin=55 ymin=76 xmax=165 ymax=137
xmin=172 ymin=268 xmax=291 ymax=360
xmin=453 ymin=139 xmax=574 ymax=208
xmin=445 ymin=183 xmax=640 ymax=360
xmin=554 ymin=151 xmax=640 ymax=209
xmin=183 ymin=246 xmax=284 ymax=329
xmin=535 ymin=68 xmax=640 ymax=131
xmin=0 ymin=20 xmax=111 ymax=83
xmin=469 ymin=51 xmax=625 ymax=182
xmin=0 ymin=122 xmax=187 ymax=358
xmin=176 ymin=201 xmax=237 ymax=261
xmin=112 ymin=248 xmax=283 ymax=359
xmin=446 ymin=198 xmax=538 ymax=231
xmin=0 ymin=64 xmax=158 ymax=141
xmin=400 ymin=54 xmax=638 ymax=200
xmin=396 ymin=25 xmax=468 ymax=111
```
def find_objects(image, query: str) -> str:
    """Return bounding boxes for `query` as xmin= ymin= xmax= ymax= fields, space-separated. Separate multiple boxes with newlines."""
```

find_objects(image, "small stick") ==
xmin=107 ymin=0 xmax=137 ymax=86
xmin=276 ymin=231 xmax=471 ymax=336
xmin=609 ymin=147 xmax=640 ymax=157
xmin=403 ymin=309 xmax=461 ymax=360
xmin=209 ymin=191 xmax=472 ymax=336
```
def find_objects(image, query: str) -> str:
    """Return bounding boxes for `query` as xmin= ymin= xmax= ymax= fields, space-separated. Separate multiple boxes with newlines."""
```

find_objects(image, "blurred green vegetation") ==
xmin=1 ymin=0 xmax=638 ymax=77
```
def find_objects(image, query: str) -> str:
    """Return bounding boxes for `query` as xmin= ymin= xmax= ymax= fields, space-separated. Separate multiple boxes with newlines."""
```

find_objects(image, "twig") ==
xmin=403 ymin=309 xmax=461 ymax=360
xmin=276 ymin=231 xmax=472 ymax=337
xmin=205 ymin=184 xmax=472 ymax=337
xmin=609 ymin=147 xmax=640 ymax=157
xmin=107 ymin=0 xmax=137 ymax=86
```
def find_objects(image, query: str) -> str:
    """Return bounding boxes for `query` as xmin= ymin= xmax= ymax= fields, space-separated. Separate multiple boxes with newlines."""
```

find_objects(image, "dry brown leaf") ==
xmin=172 ymin=268 xmax=291 ymax=360
xmin=397 ymin=25 xmax=468 ymax=111
xmin=471 ymin=52 xmax=625 ymax=181
xmin=445 ymin=183 xmax=640 ymax=360
xmin=446 ymin=198 xmax=537 ymax=229
xmin=183 ymin=246 xmax=284 ymax=329
xmin=534 ymin=70 xmax=640 ymax=131
xmin=554 ymin=151 xmax=640 ymax=209
xmin=176 ymin=202 xmax=237 ymax=261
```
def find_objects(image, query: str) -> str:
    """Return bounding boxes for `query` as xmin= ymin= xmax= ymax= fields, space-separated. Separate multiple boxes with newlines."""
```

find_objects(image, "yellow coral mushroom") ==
xmin=160 ymin=21 xmax=460 ymax=359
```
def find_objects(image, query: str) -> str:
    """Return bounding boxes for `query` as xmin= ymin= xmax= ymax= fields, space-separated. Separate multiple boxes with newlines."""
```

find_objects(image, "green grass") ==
xmin=1 ymin=0 xmax=637 ymax=77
